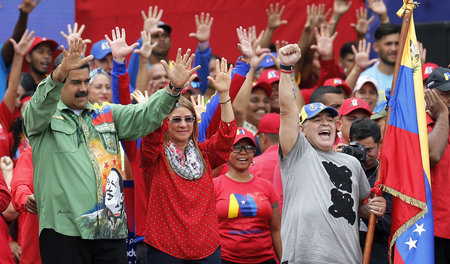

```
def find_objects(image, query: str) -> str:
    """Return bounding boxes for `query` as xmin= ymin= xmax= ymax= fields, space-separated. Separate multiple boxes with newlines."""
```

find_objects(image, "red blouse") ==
xmin=140 ymin=119 xmax=236 ymax=259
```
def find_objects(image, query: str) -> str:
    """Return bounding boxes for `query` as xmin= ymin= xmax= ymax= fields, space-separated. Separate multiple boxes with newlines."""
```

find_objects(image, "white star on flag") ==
xmin=405 ymin=237 xmax=417 ymax=250
xmin=241 ymin=200 xmax=246 ymax=205
xmin=413 ymin=223 xmax=426 ymax=236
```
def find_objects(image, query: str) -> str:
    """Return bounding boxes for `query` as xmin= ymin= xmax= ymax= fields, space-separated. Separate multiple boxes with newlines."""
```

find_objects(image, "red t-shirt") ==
xmin=427 ymin=114 xmax=450 ymax=239
xmin=140 ymin=120 xmax=236 ymax=259
xmin=213 ymin=174 xmax=279 ymax=263
xmin=249 ymin=145 xmax=279 ymax=183
xmin=10 ymin=147 xmax=41 ymax=264
xmin=271 ymin=162 xmax=283 ymax=213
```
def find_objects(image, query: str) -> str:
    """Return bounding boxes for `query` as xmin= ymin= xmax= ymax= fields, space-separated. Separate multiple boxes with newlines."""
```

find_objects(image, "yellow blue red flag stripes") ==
xmin=378 ymin=8 xmax=434 ymax=264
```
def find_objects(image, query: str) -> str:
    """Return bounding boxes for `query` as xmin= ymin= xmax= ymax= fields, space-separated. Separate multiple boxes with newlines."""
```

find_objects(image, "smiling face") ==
xmin=105 ymin=169 xmax=123 ymax=216
xmin=60 ymin=68 xmax=90 ymax=110
xmin=354 ymin=83 xmax=378 ymax=111
xmin=167 ymin=106 xmax=195 ymax=145
xmin=246 ymin=88 xmax=271 ymax=127
xmin=88 ymin=74 xmax=112 ymax=104
xmin=228 ymin=138 xmax=255 ymax=172
xmin=374 ymin=33 xmax=400 ymax=66
xmin=301 ymin=111 xmax=336 ymax=152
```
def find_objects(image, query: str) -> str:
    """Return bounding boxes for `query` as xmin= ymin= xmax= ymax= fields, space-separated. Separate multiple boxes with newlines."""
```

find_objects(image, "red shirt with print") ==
xmin=214 ymin=174 xmax=279 ymax=263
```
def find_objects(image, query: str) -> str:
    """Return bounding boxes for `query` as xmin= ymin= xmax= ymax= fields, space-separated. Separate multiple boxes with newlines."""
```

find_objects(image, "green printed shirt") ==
xmin=23 ymin=74 xmax=178 ymax=239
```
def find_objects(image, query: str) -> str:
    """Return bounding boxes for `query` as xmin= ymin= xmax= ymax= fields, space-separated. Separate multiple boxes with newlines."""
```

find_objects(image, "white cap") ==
xmin=353 ymin=75 xmax=379 ymax=95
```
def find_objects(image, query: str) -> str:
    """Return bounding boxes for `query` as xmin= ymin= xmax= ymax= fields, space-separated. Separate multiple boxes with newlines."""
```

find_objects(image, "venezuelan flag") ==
xmin=228 ymin=193 xmax=258 ymax=218
xmin=378 ymin=6 xmax=434 ymax=264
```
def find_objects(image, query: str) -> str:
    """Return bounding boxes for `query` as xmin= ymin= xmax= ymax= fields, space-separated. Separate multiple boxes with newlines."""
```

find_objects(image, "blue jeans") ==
xmin=146 ymin=245 xmax=221 ymax=264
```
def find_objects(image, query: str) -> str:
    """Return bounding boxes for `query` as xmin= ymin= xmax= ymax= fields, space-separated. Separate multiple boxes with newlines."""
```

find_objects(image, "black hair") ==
xmin=375 ymin=23 xmax=401 ymax=41
xmin=10 ymin=91 xmax=35 ymax=157
xmin=53 ymin=53 xmax=90 ymax=71
xmin=260 ymin=133 xmax=279 ymax=143
xmin=109 ymin=168 xmax=124 ymax=193
xmin=20 ymin=73 xmax=37 ymax=92
xmin=211 ymin=54 xmax=220 ymax=60
xmin=349 ymin=118 xmax=381 ymax=143
xmin=310 ymin=86 xmax=343 ymax=104
xmin=340 ymin=41 xmax=357 ymax=59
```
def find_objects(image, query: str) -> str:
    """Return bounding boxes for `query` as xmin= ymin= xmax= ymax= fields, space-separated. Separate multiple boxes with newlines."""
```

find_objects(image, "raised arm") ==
xmin=134 ymin=30 xmax=157 ymax=93
xmin=279 ymin=44 xmax=302 ymax=157
xmin=345 ymin=39 xmax=377 ymax=89
xmin=261 ymin=3 xmax=288 ymax=49
xmin=367 ymin=0 xmax=390 ymax=24
xmin=233 ymin=27 xmax=268 ymax=126
xmin=189 ymin=12 xmax=214 ymax=94
xmin=329 ymin=0 xmax=352 ymax=34
xmin=4 ymin=29 xmax=34 ymax=113
xmin=23 ymin=38 xmax=93 ymax=136
xmin=60 ymin=23 xmax=91 ymax=56
xmin=350 ymin=8 xmax=374 ymax=42
xmin=1 ymin=0 xmax=39 ymax=67
xmin=208 ymin=57 xmax=234 ymax=123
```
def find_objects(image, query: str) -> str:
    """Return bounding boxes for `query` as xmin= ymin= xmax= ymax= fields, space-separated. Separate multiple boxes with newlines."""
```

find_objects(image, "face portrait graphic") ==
xmin=105 ymin=168 xmax=124 ymax=217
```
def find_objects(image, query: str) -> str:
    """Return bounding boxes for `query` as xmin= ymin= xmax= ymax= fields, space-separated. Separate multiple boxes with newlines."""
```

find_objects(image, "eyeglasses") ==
xmin=168 ymin=116 xmax=196 ymax=124
xmin=232 ymin=145 xmax=256 ymax=153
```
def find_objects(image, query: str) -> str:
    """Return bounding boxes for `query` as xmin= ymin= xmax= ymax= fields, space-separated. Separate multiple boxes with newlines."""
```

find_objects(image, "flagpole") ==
xmin=362 ymin=1 xmax=414 ymax=263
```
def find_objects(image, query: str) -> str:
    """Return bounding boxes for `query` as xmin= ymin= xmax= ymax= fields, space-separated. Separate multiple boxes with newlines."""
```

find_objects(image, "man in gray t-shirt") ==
xmin=277 ymin=44 xmax=386 ymax=264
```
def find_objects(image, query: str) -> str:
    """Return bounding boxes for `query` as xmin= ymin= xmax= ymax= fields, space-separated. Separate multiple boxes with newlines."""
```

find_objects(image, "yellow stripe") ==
xmin=228 ymin=194 xmax=239 ymax=218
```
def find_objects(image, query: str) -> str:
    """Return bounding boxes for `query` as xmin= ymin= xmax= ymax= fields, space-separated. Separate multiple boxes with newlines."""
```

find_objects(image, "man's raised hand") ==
xmin=189 ymin=12 xmax=214 ymax=44
xmin=9 ymin=29 xmax=35 ymax=57
xmin=278 ymin=44 xmax=301 ymax=66
xmin=207 ymin=58 xmax=233 ymax=95
xmin=54 ymin=38 xmax=93 ymax=82
xmin=162 ymin=48 xmax=201 ymax=92
xmin=142 ymin=6 xmax=164 ymax=36
xmin=133 ymin=31 xmax=157 ymax=59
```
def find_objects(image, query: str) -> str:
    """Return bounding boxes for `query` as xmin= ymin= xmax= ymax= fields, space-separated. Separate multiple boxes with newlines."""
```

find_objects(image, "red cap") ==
xmin=339 ymin=98 xmax=372 ymax=119
xmin=257 ymin=113 xmax=280 ymax=135
xmin=234 ymin=127 xmax=256 ymax=146
xmin=27 ymin=36 xmax=58 ymax=55
xmin=253 ymin=69 xmax=280 ymax=97
xmin=422 ymin=62 xmax=439 ymax=81
xmin=324 ymin=78 xmax=352 ymax=96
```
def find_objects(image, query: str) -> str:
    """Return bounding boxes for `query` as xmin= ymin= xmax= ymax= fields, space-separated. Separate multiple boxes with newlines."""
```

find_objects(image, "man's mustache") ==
xmin=75 ymin=91 xmax=88 ymax=98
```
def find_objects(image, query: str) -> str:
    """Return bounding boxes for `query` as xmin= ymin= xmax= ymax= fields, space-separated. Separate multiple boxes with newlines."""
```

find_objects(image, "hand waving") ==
xmin=18 ymin=0 xmax=40 ymax=14
xmin=351 ymin=39 xmax=377 ymax=70
xmin=333 ymin=0 xmax=352 ymax=17
xmin=131 ymin=90 xmax=149 ymax=104
xmin=190 ymin=94 xmax=206 ymax=120
xmin=105 ymin=27 xmax=139 ymax=63
xmin=278 ymin=44 xmax=302 ymax=66
xmin=189 ymin=12 xmax=214 ymax=43
xmin=142 ymin=6 xmax=164 ymax=35
xmin=367 ymin=0 xmax=388 ymax=16
xmin=311 ymin=23 xmax=338 ymax=60
xmin=59 ymin=38 xmax=93 ymax=73
xmin=207 ymin=58 xmax=233 ymax=95
xmin=266 ymin=3 xmax=288 ymax=30
xmin=9 ymin=29 xmax=35 ymax=56
xmin=133 ymin=31 xmax=157 ymax=59
xmin=162 ymin=48 xmax=201 ymax=90
xmin=237 ymin=26 xmax=270 ymax=63
xmin=350 ymin=8 xmax=374 ymax=37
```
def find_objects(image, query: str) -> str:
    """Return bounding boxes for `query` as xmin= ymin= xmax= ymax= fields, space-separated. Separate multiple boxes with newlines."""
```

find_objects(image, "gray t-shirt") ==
xmin=279 ymin=132 xmax=370 ymax=264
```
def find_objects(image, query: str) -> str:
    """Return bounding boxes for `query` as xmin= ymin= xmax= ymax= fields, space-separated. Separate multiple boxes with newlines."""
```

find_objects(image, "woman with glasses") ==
xmin=214 ymin=128 xmax=281 ymax=264
xmin=140 ymin=58 xmax=236 ymax=263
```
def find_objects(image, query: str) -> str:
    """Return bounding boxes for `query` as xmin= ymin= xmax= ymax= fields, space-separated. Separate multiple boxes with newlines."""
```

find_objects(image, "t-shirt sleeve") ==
xmin=279 ymin=131 xmax=309 ymax=167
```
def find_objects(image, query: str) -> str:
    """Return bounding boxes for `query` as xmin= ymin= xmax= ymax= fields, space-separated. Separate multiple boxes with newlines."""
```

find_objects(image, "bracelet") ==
xmin=219 ymin=97 xmax=231 ymax=104
xmin=280 ymin=69 xmax=295 ymax=74
xmin=165 ymin=84 xmax=181 ymax=98
xmin=169 ymin=82 xmax=183 ymax=93
xmin=198 ymin=41 xmax=209 ymax=49
xmin=280 ymin=64 xmax=294 ymax=72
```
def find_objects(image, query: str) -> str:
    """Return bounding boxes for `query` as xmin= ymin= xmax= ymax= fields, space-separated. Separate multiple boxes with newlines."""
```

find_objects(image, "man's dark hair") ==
xmin=375 ymin=23 xmax=401 ymax=41
xmin=340 ymin=41 xmax=357 ymax=59
xmin=310 ymin=86 xmax=343 ymax=104
xmin=260 ymin=133 xmax=279 ymax=143
xmin=53 ymin=53 xmax=90 ymax=71
xmin=349 ymin=118 xmax=381 ymax=143
xmin=211 ymin=54 xmax=220 ymax=60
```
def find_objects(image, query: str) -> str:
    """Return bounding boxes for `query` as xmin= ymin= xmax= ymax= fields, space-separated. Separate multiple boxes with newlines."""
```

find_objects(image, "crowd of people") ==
xmin=0 ymin=0 xmax=449 ymax=264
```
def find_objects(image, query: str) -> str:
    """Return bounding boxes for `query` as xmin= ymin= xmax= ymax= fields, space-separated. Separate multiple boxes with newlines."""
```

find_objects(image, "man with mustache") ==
xmin=22 ymin=29 xmax=185 ymax=263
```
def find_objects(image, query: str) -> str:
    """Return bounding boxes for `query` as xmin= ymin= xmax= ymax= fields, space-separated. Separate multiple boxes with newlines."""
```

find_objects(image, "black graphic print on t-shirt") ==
xmin=322 ymin=161 xmax=356 ymax=225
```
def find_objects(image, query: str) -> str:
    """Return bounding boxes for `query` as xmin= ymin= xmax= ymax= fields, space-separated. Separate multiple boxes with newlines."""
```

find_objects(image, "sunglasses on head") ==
xmin=168 ymin=116 xmax=196 ymax=124
xmin=232 ymin=145 xmax=255 ymax=153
